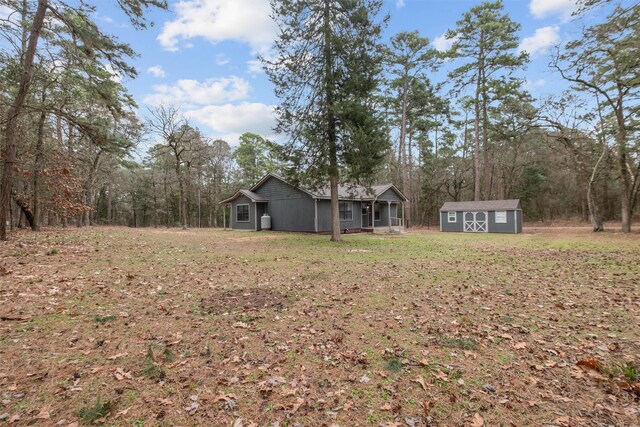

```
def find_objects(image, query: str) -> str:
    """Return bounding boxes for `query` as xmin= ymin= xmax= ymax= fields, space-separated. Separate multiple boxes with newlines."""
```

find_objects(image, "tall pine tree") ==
xmin=263 ymin=0 xmax=389 ymax=242
xmin=444 ymin=0 xmax=527 ymax=201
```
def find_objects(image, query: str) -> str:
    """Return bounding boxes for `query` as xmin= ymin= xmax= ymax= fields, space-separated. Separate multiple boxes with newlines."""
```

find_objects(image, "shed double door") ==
xmin=463 ymin=211 xmax=488 ymax=232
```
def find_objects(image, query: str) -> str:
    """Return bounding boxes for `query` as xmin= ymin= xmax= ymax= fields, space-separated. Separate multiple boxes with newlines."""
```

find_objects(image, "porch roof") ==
xmin=219 ymin=190 xmax=268 ymax=204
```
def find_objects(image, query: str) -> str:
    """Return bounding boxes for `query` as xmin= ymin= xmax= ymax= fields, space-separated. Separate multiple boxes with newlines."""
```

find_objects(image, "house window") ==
xmin=339 ymin=202 xmax=353 ymax=221
xmin=236 ymin=204 xmax=249 ymax=222
xmin=374 ymin=204 xmax=381 ymax=221
xmin=495 ymin=210 xmax=507 ymax=223
xmin=447 ymin=212 xmax=457 ymax=223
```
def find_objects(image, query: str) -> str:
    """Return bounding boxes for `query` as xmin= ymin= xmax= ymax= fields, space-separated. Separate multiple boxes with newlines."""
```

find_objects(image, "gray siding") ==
xmin=317 ymin=200 xmax=362 ymax=232
xmin=374 ymin=202 xmax=399 ymax=227
xmin=231 ymin=195 xmax=255 ymax=230
xmin=255 ymin=177 xmax=315 ymax=232
xmin=440 ymin=209 xmax=522 ymax=233
xmin=256 ymin=202 xmax=268 ymax=231
xmin=440 ymin=211 xmax=464 ymax=232
xmin=488 ymin=210 xmax=517 ymax=233
xmin=378 ymin=188 xmax=403 ymax=202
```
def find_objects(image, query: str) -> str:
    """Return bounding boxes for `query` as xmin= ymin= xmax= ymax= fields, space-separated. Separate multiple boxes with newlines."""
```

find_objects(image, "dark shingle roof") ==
xmin=219 ymin=190 xmax=267 ymax=204
xmin=248 ymin=173 xmax=408 ymax=202
xmin=440 ymin=199 xmax=521 ymax=212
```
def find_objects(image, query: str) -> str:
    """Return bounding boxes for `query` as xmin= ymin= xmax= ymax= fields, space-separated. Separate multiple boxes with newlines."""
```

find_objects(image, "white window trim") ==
xmin=495 ymin=210 xmax=507 ymax=224
xmin=339 ymin=201 xmax=353 ymax=221
xmin=447 ymin=211 xmax=457 ymax=223
xmin=236 ymin=204 xmax=250 ymax=222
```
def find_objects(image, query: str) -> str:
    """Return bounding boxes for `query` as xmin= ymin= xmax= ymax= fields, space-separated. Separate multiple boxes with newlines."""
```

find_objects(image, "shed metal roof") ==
xmin=440 ymin=199 xmax=521 ymax=212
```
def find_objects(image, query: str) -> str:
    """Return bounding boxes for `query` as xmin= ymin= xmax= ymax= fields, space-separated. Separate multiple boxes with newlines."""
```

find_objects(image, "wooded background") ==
xmin=1 ymin=0 xmax=638 ymax=234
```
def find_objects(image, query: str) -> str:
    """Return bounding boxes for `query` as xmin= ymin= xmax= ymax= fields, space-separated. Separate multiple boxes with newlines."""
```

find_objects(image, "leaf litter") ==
xmin=0 ymin=227 xmax=638 ymax=425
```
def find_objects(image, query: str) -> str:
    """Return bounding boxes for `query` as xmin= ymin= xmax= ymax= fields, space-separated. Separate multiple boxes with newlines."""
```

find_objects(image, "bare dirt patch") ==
xmin=201 ymin=288 xmax=291 ymax=315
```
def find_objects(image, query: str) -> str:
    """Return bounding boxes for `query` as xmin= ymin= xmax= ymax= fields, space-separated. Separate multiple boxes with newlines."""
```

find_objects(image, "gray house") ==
xmin=220 ymin=173 xmax=408 ymax=233
xmin=439 ymin=200 xmax=522 ymax=233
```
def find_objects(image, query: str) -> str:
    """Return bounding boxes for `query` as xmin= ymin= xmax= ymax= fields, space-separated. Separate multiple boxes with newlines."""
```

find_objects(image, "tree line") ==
xmin=1 ymin=0 xmax=638 ymax=240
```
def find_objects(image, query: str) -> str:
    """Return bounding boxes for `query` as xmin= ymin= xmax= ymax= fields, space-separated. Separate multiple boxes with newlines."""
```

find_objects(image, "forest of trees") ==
xmin=0 ymin=0 xmax=638 ymax=239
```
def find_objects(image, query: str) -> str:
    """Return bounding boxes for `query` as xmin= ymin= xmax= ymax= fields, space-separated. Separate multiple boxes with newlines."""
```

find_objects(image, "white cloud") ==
xmin=184 ymin=102 xmax=276 ymax=139
xmin=524 ymin=78 xmax=547 ymax=89
xmin=157 ymin=0 xmax=276 ymax=53
xmin=147 ymin=65 xmax=166 ymax=78
xmin=216 ymin=54 xmax=230 ymax=65
xmin=246 ymin=59 xmax=263 ymax=74
xmin=103 ymin=63 xmax=122 ymax=83
xmin=529 ymin=0 xmax=578 ymax=21
xmin=396 ymin=0 xmax=405 ymax=8
xmin=518 ymin=26 xmax=560 ymax=56
xmin=143 ymin=76 xmax=251 ymax=107
xmin=432 ymin=33 xmax=458 ymax=52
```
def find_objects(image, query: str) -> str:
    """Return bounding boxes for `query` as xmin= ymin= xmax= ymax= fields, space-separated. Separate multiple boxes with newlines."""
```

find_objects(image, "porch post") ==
xmin=388 ymin=201 xmax=392 ymax=232
xmin=223 ymin=204 xmax=226 ymax=230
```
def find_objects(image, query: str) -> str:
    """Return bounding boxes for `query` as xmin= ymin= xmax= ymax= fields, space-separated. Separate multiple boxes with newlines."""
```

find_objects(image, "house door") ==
xmin=463 ymin=211 xmax=488 ymax=232
xmin=362 ymin=205 xmax=371 ymax=227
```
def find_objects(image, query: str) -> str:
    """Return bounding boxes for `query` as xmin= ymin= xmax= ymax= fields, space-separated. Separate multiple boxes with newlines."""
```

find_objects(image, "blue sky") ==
xmin=87 ymin=0 xmax=615 ymax=146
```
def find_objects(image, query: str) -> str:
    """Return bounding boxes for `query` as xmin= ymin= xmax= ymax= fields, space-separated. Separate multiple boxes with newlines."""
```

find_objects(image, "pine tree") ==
xmin=263 ymin=0 xmax=389 ymax=241
xmin=444 ymin=0 xmax=527 ymax=201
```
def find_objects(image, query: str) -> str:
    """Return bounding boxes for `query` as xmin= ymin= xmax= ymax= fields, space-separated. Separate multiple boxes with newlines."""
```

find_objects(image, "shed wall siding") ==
xmin=231 ymin=195 xmax=254 ymax=230
xmin=440 ymin=211 xmax=464 ymax=232
xmin=488 ymin=210 xmax=516 ymax=233
xmin=440 ymin=210 xmax=522 ymax=233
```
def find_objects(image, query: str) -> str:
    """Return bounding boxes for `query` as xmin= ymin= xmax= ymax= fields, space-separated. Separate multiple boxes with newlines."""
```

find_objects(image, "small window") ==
xmin=339 ymin=202 xmax=353 ymax=221
xmin=447 ymin=212 xmax=457 ymax=223
xmin=236 ymin=204 xmax=249 ymax=222
xmin=495 ymin=211 xmax=507 ymax=223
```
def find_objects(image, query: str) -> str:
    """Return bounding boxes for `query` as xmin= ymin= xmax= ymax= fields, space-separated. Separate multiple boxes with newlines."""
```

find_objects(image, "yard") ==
xmin=0 ymin=227 xmax=638 ymax=426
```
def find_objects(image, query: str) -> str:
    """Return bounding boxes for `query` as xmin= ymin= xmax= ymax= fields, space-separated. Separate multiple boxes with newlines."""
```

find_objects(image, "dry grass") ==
xmin=0 ymin=227 xmax=638 ymax=426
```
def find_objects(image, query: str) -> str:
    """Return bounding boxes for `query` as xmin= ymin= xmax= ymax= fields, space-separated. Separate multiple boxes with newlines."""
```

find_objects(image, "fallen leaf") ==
xmin=115 ymin=407 xmax=131 ymax=418
xmin=471 ymin=412 xmax=484 ymax=427
xmin=513 ymin=342 xmax=527 ymax=350
xmin=380 ymin=402 xmax=392 ymax=411
xmin=414 ymin=376 xmax=428 ymax=391
xmin=35 ymin=405 xmax=51 ymax=420
xmin=576 ymin=358 xmax=602 ymax=371
xmin=553 ymin=416 xmax=571 ymax=427
xmin=422 ymin=400 xmax=432 ymax=416
xmin=107 ymin=352 xmax=128 ymax=360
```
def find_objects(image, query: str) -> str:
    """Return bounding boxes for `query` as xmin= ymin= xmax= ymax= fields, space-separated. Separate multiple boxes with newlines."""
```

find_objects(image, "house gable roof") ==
xmin=304 ymin=182 xmax=408 ymax=202
xmin=219 ymin=189 xmax=267 ymax=204
xmin=223 ymin=173 xmax=408 ymax=203
xmin=440 ymin=199 xmax=521 ymax=212
xmin=250 ymin=173 xmax=317 ymax=199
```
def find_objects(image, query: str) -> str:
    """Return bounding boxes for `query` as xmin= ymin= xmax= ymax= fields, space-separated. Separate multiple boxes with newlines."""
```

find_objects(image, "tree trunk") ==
xmin=32 ymin=107 xmax=46 ymax=231
xmin=615 ymin=110 xmax=631 ymax=233
xmin=399 ymin=80 xmax=410 ymax=227
xmin=0 ymin=0 xmax=48 ymax=241
xmin=471 ymin=31 xmax=485 ymax=202
xmin=481 ymin=68 xmax=491 ymax=200
xmin=14 ymin=197 xmax=35 ymax=228
xmin=324 ymin=0 xmax=340 ymax=242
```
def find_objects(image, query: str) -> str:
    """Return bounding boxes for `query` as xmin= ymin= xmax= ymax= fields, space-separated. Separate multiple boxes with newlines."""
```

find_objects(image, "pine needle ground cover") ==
xmin=0 ymin=227 xmax=638 ymax=426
